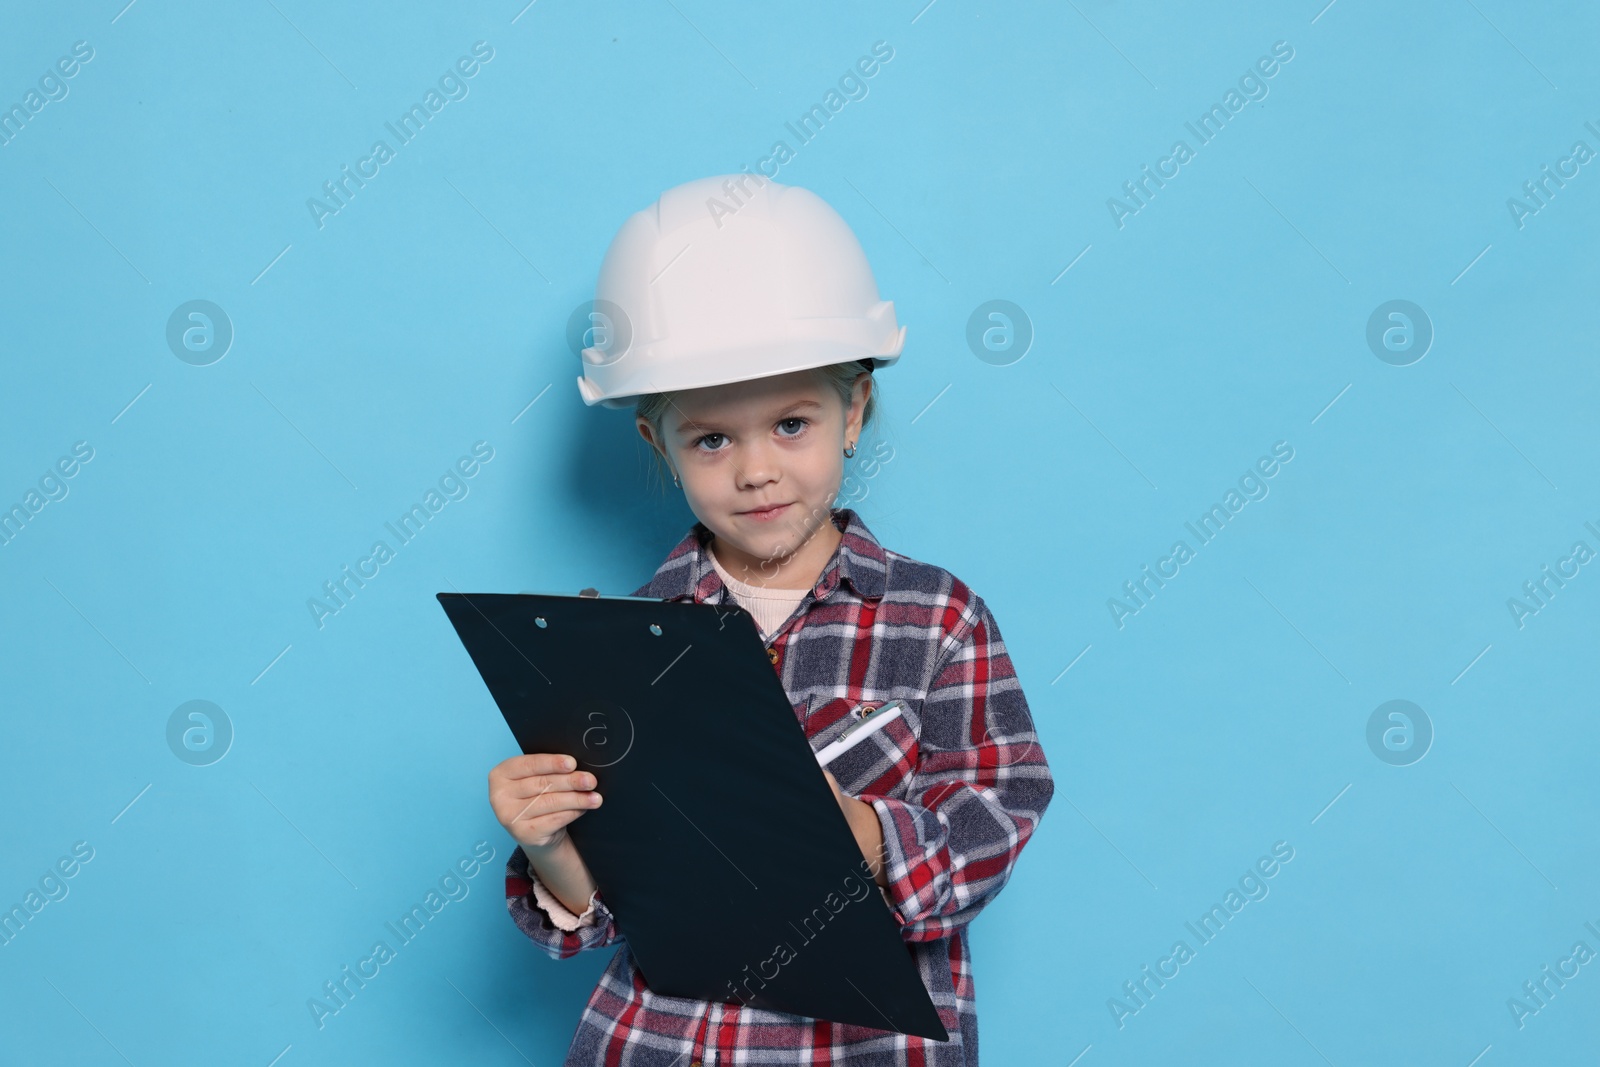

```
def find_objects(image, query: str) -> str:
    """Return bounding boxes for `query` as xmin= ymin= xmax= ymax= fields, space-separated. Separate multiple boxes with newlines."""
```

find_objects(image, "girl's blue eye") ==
xmin=692 ymin=418 xmax=807 ymax=452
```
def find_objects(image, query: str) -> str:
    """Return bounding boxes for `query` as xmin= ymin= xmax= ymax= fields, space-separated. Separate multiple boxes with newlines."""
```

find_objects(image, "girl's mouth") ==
xmin=739 ymin=502 xmax=791 ymax=521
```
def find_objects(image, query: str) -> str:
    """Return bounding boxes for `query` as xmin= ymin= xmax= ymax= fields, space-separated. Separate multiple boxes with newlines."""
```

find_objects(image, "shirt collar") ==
xmin=642 ymin=506 xmax=887 ymax=605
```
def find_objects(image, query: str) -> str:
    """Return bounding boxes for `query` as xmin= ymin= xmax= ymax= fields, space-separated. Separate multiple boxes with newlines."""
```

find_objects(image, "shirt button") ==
xmin=767 ymin=647 xmax=779 ymax=665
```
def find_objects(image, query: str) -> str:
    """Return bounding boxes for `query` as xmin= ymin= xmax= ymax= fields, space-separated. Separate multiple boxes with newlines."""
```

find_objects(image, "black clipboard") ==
xmin=437 ymin=590 xmax=948 ymax=1041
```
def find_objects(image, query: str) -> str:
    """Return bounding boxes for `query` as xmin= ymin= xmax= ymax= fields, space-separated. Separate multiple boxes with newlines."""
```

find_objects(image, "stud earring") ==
xmin=672 ymin=471 xmax=681 ymax=488
xmin=843 ymin=442 xmax=856 ymax=459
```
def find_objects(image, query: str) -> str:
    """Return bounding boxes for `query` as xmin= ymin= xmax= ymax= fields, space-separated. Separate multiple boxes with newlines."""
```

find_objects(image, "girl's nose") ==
xmin=734 ymin=444 xmax=780 ymax=488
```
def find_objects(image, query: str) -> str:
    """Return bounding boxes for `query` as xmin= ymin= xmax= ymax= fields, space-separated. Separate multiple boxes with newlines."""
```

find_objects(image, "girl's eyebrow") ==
xmin=673 ymin=399 xmax=822 ymax=435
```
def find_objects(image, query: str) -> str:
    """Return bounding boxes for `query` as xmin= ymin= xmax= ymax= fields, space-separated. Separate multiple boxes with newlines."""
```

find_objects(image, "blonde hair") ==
xmin=635 ymin=359 xmax=879 ymax=493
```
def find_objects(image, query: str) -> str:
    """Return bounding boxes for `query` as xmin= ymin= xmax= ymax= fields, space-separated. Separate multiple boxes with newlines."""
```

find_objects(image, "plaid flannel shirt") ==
xmin=504 ymin=507 xmax=1054 ymax=1066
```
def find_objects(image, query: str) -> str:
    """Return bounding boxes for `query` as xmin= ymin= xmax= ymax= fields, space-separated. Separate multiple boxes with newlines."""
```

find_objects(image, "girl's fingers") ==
xmin=495 ymin=753 xmax=579 ymax=780
xmin=500 ymin=769 xmax=597 ymax=800
xmin=503 ymin=783 xmax=602 ymax=826
xmin=488 ymin=756 xmax=603 ymax=844
xmin=517 ymin=806 xmax=584 ymax=835
xmin=515 ymin=797 xmax=604 ymax=842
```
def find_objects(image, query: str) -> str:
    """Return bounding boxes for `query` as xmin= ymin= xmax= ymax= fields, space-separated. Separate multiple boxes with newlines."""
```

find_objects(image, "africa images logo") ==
xmin=1106 ymin=40 xmax=1295 ymax=229
xmin=305 ymin=42 xmax=495 ymax=230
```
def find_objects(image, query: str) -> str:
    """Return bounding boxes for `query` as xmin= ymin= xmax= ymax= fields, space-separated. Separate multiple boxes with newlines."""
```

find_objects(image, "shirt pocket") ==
xmin=805 ymin=696 xmax=921 ymax=799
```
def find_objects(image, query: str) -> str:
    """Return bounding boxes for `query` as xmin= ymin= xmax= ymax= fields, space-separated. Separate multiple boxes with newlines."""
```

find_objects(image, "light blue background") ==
xmin=3 ymin=1 xmax=1597 ymax=1064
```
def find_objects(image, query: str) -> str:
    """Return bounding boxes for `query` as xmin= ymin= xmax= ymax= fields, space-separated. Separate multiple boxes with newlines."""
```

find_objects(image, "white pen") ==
xmin=816 ymin=700 xmax=906 ymax=766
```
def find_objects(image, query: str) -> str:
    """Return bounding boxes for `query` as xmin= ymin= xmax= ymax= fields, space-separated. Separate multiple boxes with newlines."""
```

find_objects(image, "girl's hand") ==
xmin=488 ymin=753 xmax=602 ymax=852
xmin=823 ymin=769 xmax=890 ymax=888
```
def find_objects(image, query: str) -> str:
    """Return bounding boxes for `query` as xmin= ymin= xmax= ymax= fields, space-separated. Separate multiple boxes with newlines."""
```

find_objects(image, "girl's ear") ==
xmin=636 ymin=416 xmax=667 ymax=457
xmin=637 ymin=418 xmax=678 ymax=488
xmin=845 ymin=373 xmax=872 ymax=441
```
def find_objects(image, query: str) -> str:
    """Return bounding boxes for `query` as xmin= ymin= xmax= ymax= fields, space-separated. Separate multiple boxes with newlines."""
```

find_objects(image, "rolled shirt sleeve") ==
xmin=530 ymin=874 xmax=599 ymax=931
xmin=504 ymin=843 xmax=625 ymax=959
xmin=861 ymin=597 xmax=1054 ymax=943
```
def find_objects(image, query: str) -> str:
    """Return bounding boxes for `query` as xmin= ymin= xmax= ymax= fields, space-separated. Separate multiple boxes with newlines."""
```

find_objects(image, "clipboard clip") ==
xmin=578 ymin=587 xmax=601 ymax=598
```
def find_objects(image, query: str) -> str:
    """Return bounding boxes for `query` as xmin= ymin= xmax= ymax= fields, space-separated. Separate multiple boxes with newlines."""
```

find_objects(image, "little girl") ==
xmin=487 ymin=175 xmax=1054 ymax=1066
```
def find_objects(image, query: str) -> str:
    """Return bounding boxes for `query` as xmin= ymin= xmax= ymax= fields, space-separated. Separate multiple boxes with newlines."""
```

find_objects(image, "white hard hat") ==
xmin=575 ymin=174 xmax=905 ymax=409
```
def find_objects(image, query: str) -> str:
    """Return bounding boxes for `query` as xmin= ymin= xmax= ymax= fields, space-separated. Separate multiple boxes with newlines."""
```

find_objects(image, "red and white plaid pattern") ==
xmin=504 ymin=508 xmax=1054 ymax=1065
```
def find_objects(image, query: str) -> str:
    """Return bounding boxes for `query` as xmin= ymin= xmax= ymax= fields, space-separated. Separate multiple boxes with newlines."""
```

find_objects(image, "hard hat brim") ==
xmin=577 ymin=325 xmax=904 ymax=409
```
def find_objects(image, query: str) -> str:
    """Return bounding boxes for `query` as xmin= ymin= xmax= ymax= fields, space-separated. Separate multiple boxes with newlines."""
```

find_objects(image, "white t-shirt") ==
xmin=708 ymin=548 xmax=811 ymax=640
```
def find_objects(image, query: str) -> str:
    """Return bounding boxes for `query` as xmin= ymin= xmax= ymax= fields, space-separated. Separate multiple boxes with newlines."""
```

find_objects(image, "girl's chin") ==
xmin=713 ymin=526 xmax=804 ymax=562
